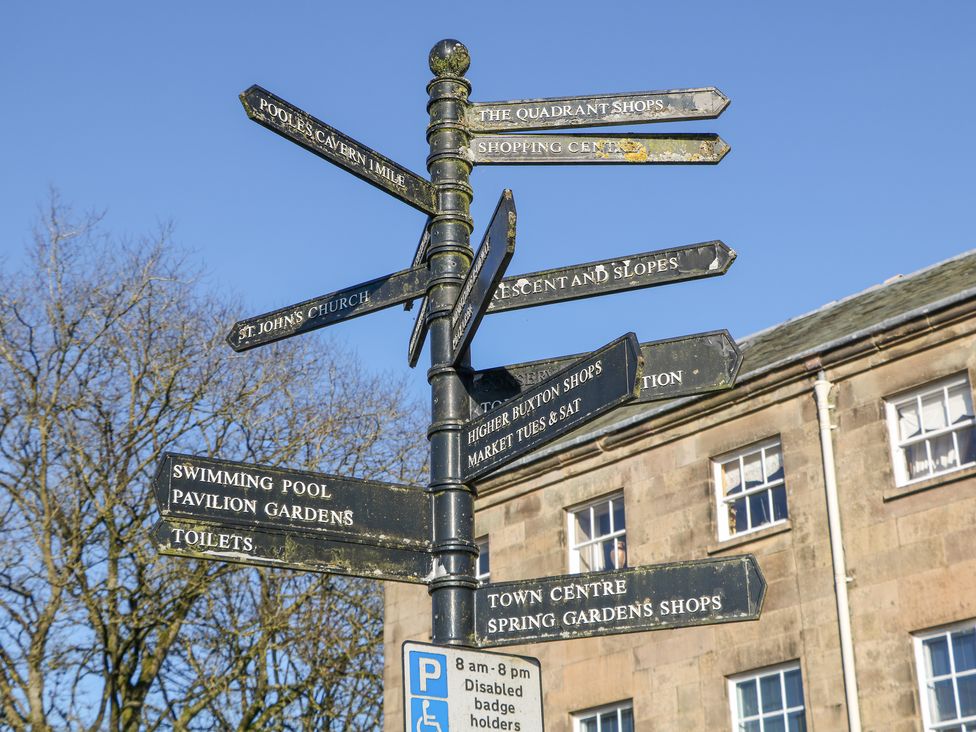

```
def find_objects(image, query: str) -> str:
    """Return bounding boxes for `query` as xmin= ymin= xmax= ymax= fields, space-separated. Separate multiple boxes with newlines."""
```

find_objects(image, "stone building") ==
xmin=384 ymin=250 xmax=976 ymax=731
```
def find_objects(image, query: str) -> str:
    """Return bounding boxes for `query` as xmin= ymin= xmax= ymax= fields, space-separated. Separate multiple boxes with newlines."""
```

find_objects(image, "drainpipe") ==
xmin=813 ymin=371 xmax=862 ymax=731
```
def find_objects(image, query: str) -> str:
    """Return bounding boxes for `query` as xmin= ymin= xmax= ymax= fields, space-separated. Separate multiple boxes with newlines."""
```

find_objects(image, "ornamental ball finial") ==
xmin=429 ymin=39 xmax=470 ymax=76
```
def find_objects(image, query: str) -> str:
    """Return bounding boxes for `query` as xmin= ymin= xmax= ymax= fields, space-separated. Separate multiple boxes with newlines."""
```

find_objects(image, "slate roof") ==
xmin=497 ymin=248 xmax=976 ymax=474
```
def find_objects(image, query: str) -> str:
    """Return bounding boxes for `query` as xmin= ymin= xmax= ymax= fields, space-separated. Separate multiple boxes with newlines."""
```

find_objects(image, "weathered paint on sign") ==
xmin=487 ymin=241 xmax=736 ymax=314
xmin=153 ymin=452 xmax=431 ymax=550
xmin=240 ymin=85 xmax=437 ymax=214
xmin=449 ymin=190 xmax=517 ymax=365
xmin=460 ymin=334 xmax=642 ymax=481
xmin=467 ymin=133 xmax=730 ymax=165
xmin=467 ymin=87 xmax=729 ymax=132
xmin=474 ymin=555 xmax=765 ymax=647
xmin=153 ymin=518 xmax=431 ymax=584
xmin=227 ymin=265 xmax=430 ymax=351
xmin=467 ymin=331 xmax=742 ymax=416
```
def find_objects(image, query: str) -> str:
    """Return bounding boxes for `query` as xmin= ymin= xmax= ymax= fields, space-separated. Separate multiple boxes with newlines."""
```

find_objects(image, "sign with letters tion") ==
xmin=403 ymin=641 xmax=543 ymax=732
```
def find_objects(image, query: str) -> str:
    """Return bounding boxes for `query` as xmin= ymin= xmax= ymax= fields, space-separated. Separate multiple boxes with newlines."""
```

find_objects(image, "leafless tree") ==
xmin=0 ymin=196 xmax=426 ymax=730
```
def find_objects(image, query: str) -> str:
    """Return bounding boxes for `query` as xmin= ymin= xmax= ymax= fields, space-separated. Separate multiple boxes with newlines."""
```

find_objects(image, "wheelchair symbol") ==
xmin=410 ymin=697 xmax=448 ymax=732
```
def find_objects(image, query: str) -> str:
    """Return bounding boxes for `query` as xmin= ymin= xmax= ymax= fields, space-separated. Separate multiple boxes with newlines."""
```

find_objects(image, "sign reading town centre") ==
xmin=403 ymin=641 xmax=543 ymax=732
xmin=474 ymin=556 xmax=766 ymax=648
xmin=150 ymin=453 xmax=432 ymax=583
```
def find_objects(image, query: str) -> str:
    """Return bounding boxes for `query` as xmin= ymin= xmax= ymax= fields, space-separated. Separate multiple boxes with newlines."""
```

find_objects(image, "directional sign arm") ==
xmin=487 ymin=241 xmax=736 ymax=314
xmin=240 ymin=85 xmax=437 ymax=214
xmin=467 ymin=87 xmax=729 ymax=132
xmin=448 ymin=190 xmax=517 ymax=365
xmin=467 ymin=133 xmax=729 ymax=165
xmin=227 ymin=265 xmax=429 ymax=351
xmin=466 ymin=331 xmax=742 ymax=416
xmin=474 ymin=555 xmax=765 ymax=647
xmin=460 ymin=333 xmax=642 ymax=481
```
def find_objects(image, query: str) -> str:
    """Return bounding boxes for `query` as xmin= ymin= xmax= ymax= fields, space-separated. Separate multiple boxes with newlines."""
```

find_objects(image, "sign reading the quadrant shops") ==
xmin=403 ymin=641 xmax=543 ymax=732
xmin=241 ymin=85 xmax=437 ymax=214
xmin=466 ymin=87 xmax=729 ymax=132
xmin=460 ymin=334 xmax=642 ymax=481
xmin=474 ymin=556 xmax=766 ymax=648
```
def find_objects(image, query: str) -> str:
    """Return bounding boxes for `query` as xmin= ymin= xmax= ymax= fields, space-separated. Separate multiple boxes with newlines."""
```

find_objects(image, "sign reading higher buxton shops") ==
xmin=460 ymin=334 xmax=643 ymax=481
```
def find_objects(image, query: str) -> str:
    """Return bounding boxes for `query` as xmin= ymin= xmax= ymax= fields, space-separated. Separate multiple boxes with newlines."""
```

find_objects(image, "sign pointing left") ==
xmin=241 ymin=85 xmax=437 ymax=215
xmin=227 ymin=265 xmax=430 ymax=351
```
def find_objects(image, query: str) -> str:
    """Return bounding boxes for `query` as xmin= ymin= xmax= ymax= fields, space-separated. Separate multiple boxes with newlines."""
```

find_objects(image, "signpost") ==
xmin=467 ymin=331 xmax=742 ymax=416
xmin=460 ymin=334 xmax=643 ymax=481
xmin=403 ymin=642 xmax=543 ymax=732
xmin=487 ymin=240 xmax=736 ymax=314
xmin=467 ymin=133 xmax=730 ymax=165
xmin=153 ymin=39 xmax=754 ymax=730
xmin=474 ymin=556 xmax=766 ymax=647
xmin=227 ymin=265 xmax=429 ymax=351
xmin=240 ymin=85 xmax=437 ymax=214
xmin=466 ymin=87 xmax=729 ymax=132
xmin=449 ymin=190 xmax=516 ymax=365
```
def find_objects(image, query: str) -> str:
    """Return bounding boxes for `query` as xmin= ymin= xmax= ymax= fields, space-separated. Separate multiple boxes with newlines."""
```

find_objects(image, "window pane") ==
xmin=581 ymin=718 xmax=597 ymax=732
xmin=741 ymin=721 xmax=760 ymax=732
xmin=737 ymin=679 xmax=759 ymax=718
xmin=959 ymin=425 xmax=976 ymax=466
xmin=787 ymin=711 xmax=807 ymax=732
xmin=478 ymin=547 xmax=490 ymax=577
xmin=926 ymin=636 xmax=952 ymax=676
xmin=932 ymin=678 xmax=958 ymax=721
xmin=765 ymin=444 xmax=784 ymax=482
xmin=764 ymin=716 xmax=786 ymax=732
xmin=749 ymin=491 xmax=771 ymax=528
xmin=921 ymin=392 xmax=948 ymax=431
xmin=599 ymin=710 xmax=619 ymax=732
xmin=948 ymin=384 xmax=974 ymax=423
xmin=730 ymin=497 xmax=747 ymax=535
xmin=723 ymin=459 xmax=743 ymax=495
xmin=613 ymin=500 xmax=626 ymax=533
xmin=784 ymin=668 xmax=803 ymax=707
xmin=959 ymin=674 xmax=976 ymax=717
xmin=760 ymin=673 xmax=783 ymax=712
xmin=743 ymin=452 xmax=763 ymax=489
xmin=897 ymin=401 xmax=921 ymax=440
xmin=954 ymin=630 xmax=976 ymax=672
xmin=610 ymin=537 xmax=627 ymax=569
xmin=931 ymin=432 xmax=958 ymax=471
xmin=579 ymin=544 xmax=600 ymax=573
xmin=620 ymin=707 xmax=633 ymax=732
xmin=906 ymin=440 xmax=931 ymax=480
xmin=772 ymin=485 xmax=789 ymax=521
xmin=594 ymin=502 xmax=612 ymax=537
xmin=575 ymin=509 xmax=592 ymax=543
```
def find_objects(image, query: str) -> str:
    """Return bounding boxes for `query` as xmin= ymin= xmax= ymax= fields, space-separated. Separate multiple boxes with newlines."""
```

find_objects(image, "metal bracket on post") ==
xmin=425 ymin=39 xmax=478 ymax=647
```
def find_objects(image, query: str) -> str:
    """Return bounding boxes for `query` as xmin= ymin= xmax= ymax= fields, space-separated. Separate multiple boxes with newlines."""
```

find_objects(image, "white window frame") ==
xmin=475 ymin=536 xmax=490 ymax=584
xmin=712 ymin=437 xmax=788 ymax=541
xmin=566 ymin=492 xmax=626 ymax=574
xmin=571 ymin=699 xmax=633 ymax=732
xmin=885 ymin=373 xmax=976 ymax=487
xmin=913 ymin=619 xmax=976 ymax=730
xmin=727 ymin=661 xmax=806 ymax=732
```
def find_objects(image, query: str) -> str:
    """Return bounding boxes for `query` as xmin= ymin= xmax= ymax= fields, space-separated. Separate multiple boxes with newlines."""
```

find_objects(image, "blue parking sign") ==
xmin=407 ymin=649 xmax=449 ymax=732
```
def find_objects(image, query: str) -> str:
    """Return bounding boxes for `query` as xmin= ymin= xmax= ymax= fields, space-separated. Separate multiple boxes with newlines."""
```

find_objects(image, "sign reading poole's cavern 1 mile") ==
xmin=150 ymin=38 xmax=760 ymax=732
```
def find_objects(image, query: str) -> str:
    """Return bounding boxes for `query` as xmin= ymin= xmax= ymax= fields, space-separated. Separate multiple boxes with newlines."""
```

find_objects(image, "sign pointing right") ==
xmin=474 ymin=555 xmax=766 ymax=648
xmin=467 ymin=331 xmax=742 ymax=417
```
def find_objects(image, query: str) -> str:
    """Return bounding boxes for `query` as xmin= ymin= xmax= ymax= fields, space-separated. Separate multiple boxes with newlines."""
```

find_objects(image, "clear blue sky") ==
xmin=4 ymin=2 xmax=974 ymax=403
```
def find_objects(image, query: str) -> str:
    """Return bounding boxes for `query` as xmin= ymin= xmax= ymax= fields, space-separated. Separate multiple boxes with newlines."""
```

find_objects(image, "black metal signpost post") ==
xmin=151 ymin=38 xmax=763 ymax=731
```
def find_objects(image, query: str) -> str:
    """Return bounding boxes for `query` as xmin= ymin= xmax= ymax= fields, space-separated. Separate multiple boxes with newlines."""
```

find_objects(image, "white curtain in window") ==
xmin=948 ymin=384 xmax=975 ymax=424
xmin=898 ymin=400 xmax=921 ymax=440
